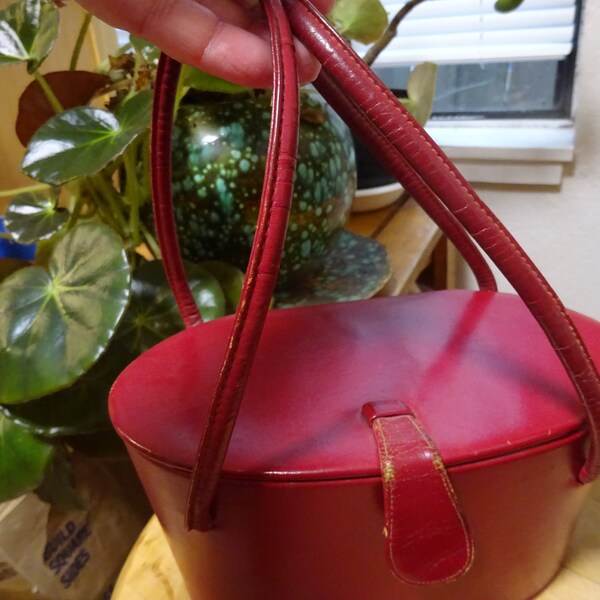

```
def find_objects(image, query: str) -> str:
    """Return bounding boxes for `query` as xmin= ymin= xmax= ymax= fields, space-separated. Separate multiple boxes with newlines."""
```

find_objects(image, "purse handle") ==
xmin=150 ymin=0 xmax=600 ymax=532
xmin=152 ymin=0 xmax=300 ymax=530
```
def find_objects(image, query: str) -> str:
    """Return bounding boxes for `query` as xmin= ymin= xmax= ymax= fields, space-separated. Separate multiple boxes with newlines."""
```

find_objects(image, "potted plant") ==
xmin=0 ymin=2 xmax=246 ymax=595
xmin=0 ymin=0 xmax=441 ymax=518
xmin=163 ymin=1 xmax=403 ymax=307
xmin=155 ymin=0 xmax=437 ymax=303
xmin=0 ymin=0 xmax=401 ymax=525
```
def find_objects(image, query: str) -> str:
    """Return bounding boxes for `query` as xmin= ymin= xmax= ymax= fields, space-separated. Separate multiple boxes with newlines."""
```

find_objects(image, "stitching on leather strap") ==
xmin=185 ymin=0 xmax=299 ymax=529
xmin=151 ymin=56 xmax=203 ymax=327
xmin=372 ymin=415 xmax=474 ymax=585
xmin=372 ymin=420 xmax=397 ymax=572
xmin=406 ymin=416 xmax=474 ymax=582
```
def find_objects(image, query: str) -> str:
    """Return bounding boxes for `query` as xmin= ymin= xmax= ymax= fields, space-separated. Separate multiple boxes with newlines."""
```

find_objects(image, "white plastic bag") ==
xmin=0 ymin=456 xmax=147 ymax=600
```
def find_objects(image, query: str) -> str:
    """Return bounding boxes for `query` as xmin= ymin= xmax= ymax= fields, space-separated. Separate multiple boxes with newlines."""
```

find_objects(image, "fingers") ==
xmin=76 ymin=0 xmax=332 ymax=88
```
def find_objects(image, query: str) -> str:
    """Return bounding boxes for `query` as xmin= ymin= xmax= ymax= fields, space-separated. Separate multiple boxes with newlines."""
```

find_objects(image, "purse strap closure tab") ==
xmin=363 ymin=401 xmax=474 ymax=584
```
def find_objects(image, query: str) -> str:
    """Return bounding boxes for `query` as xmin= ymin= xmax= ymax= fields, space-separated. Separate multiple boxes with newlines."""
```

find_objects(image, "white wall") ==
xmin=457 ymin=0 xmax=600 ymax=321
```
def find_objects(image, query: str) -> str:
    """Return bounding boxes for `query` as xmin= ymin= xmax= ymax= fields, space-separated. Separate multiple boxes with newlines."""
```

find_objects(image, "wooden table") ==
xmin=347 ymin=193 xmax=446 ymax=295
xmin=114 ymin=482 xmax=600 ymax=599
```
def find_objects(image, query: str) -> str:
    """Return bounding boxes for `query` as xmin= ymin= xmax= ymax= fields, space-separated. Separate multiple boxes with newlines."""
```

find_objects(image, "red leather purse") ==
xmin=110 ymin=1 xmax=600 ymax=598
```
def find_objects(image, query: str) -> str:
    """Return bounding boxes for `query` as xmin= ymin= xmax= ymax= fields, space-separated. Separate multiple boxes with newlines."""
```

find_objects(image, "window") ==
xmin=356 ymin=0 xmax=582 ymax=119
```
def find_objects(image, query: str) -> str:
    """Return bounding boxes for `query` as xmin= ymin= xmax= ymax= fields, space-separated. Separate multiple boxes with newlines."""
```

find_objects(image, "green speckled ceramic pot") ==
xmin=170 ymin=90 xmax=356 ymax=285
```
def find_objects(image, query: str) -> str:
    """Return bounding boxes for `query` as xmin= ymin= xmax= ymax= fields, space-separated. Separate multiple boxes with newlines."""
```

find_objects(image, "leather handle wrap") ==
xmin=282 ymin=0 xmax=600 ymax=483
xmin=151 ymin=55 xmax=202 ymax=328
xmin=151 ymin=0 xmax=300 ymax=530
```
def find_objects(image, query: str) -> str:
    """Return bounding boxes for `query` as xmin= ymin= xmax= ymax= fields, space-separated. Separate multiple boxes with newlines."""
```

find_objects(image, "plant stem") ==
xmin=140 ymin=222 xmax=161 ymax=259
xmin=0 ymin=183 xmax=52 ymax=198
xmin=174 ymin=71 xmax=188 ymax=115
xmin=85 ymin=180 xmax=122 ymax=234
xmin=91 ymin=174 xmax=130 ymax=236
xmin=68 ymin=196 xmax=87 ymax=230
xmin=141 ymin=134 xmax=151 ymax=193
xmin=70 ymin=12 xmax=93 ymax=71
xmin=363 ymin=0 xmax=429 ymax=66
xmin=65 ymin=180 xmax=95 ymax=221
xmin=33 ymin=71 xmax=64 ymax=114
xmin=123 ymin=145 xmax=141 ymax=246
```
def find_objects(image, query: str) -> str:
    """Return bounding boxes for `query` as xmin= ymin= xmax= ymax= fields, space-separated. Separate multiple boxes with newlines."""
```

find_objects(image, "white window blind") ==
xmin=356 ymin=0 xmax=577 ymax=66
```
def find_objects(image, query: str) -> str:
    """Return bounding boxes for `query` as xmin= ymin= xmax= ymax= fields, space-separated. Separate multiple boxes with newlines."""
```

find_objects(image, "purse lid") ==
xmin=110 ymin=289 xmax=600 ymax=482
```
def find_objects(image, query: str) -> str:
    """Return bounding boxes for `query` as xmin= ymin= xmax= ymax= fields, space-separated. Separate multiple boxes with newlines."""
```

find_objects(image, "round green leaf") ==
xmin=495 ymin=0 xmax=525 ymax=13
xmin=328 ymin=0 xmax=388 ymax=44
xmin=0 ymin=0 xmax=59 ymax=72
xmin=26 ymin=0 xmax=58 ymax=73
xmin=0 ymin=387 xmax=108 ymax=437
xmin=0 ymin=338 xmax=133 ymax=436
xmin=117 ymin=259 xmax=225 ymax=355
xmin=399 ymin=97 xmax=417 ymax=117
xmin=4 ymin=192 xmax=69 ymax=244
xmin=181 ymin=65 xmax=250 ymax=94
xmin=21 ymin=90 xmax=153 ymax=185
xmin=0 ymin=413 xmax=54 ymax=502
xmin=406 ymin=62 xmax=438 ymax=126
xmin=16 ymin=70 xmax=110 ymax=146
xmin=200 ymin=261 xmax=244 ymax=313
xmin=0 ymin=222 xmax=130 ymax=404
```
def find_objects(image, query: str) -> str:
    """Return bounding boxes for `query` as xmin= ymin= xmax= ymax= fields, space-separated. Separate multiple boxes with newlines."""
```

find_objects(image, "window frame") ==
xmin=371 ymin=0 xmax=584 ymax=121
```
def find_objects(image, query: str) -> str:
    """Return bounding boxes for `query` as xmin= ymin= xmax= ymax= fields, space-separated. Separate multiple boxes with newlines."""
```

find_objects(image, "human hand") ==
xmin=75 ymin=0 xmax=334 ymax=88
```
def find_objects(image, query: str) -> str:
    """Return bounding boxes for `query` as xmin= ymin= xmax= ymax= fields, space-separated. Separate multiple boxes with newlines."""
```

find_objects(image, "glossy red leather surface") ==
xmin=125 ymin=433 xmax=590 ymax=600
xmin=111 ymin=290 xmax=599 ymax=481
xmin=111 ymin=288 xmax=598 ymax=596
